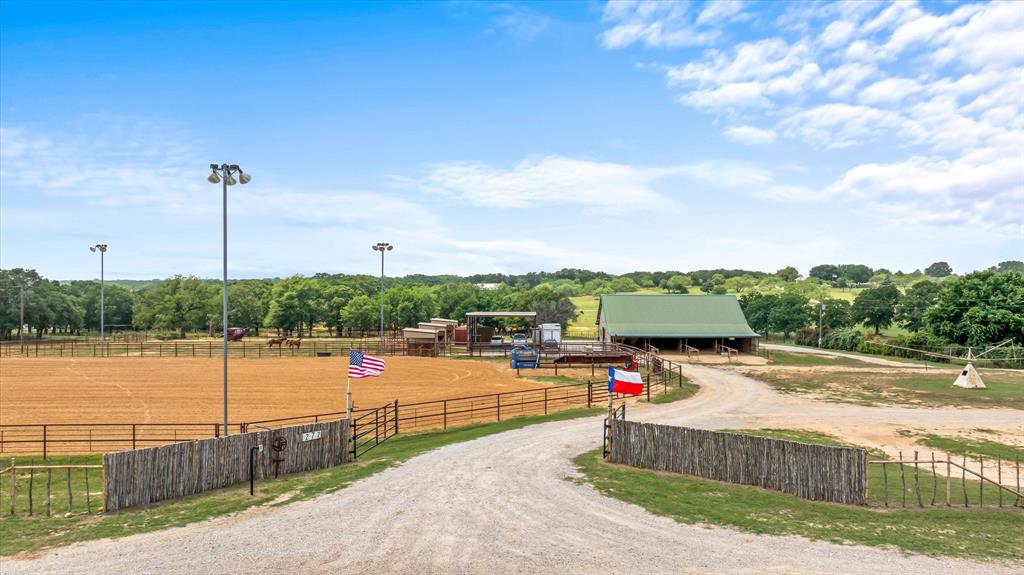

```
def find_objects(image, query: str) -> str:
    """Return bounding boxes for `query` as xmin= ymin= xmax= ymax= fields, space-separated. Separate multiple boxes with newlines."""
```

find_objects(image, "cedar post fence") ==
xmin=609 ymin=420 xmax=868 ymax=505
xmin=102 ymin=419 xmax=350 ymax=511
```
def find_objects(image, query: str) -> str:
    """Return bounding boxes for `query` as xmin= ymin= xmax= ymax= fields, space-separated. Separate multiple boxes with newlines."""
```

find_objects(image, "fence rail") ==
xmin=5 ymin=357 xmax=691 ymax=457
xmin=870 ymin=452 xmax=1022 ymax=508
xmin=0 ymin=338 xmax=450 ymax=359
xmin=0 ymin=459 xmax=103 ymax=517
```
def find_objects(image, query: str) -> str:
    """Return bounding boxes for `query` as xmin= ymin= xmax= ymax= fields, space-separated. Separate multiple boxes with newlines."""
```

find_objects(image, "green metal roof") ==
xmin=598 ymin=294 xmax=760 ymax=338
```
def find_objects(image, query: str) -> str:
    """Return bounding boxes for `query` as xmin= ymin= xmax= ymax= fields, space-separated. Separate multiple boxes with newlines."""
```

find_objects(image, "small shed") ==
xmin=402 ymin=327 xmax=445 ymax=357
xmin=417 ymin=322 xmax=450 ymax=342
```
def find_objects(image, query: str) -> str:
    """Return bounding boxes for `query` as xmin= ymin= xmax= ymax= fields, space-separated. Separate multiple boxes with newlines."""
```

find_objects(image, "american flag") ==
xmin=348 ymin=350 xmax=386 ymax=379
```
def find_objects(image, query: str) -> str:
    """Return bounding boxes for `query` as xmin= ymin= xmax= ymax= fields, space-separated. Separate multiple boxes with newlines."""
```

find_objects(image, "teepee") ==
xmin=952 ymin=351 xmax=986 ymax=389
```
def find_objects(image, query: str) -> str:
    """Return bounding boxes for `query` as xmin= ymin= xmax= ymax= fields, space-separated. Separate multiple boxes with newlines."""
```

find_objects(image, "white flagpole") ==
xmin=346 ymin=377 xmax=352 ymax=419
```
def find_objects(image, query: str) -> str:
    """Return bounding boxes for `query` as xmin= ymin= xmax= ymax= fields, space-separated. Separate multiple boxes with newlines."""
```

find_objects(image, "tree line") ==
xmin=2 ymin=260 xmax=1021 ymax=346
xmin=739 ymin=270 xmax=1024 ymax=349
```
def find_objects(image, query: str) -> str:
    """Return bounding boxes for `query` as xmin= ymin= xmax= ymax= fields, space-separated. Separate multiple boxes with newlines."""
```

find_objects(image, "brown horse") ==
xmin=267 ymin=338 xmax=287 ymax=348
xmin=286 ymin=339 xmax=302 ymax=348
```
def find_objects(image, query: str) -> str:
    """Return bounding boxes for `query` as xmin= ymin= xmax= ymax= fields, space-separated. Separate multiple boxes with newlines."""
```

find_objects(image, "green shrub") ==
xmin=821 ymin=327 xmax=862 ymax=351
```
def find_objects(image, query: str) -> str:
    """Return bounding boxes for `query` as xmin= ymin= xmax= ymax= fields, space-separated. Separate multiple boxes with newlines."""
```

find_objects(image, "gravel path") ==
xmin=8 ymin=366 xmax=1022 ymax=575
xmin=762 ymin=343 xmax=923 ymax=367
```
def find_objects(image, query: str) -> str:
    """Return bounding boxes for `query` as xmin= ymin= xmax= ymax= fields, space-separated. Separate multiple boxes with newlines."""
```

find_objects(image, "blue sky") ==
xmin=1 ymin=0 xmax=1021 ymax=279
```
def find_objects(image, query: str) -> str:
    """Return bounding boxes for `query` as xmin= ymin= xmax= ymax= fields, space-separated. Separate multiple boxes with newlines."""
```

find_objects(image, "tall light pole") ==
xmin=207 ymin=163 xmax=251 ymax=436
xmin=89 ymin=244 xmax=108 ymax=356
xmin=19 ymin=284 xmax=25 ymax=353
xmin=811 ymin=299 xmax=826 ymax=348
xmin=372 ymin=242 xmax=393 ymax=353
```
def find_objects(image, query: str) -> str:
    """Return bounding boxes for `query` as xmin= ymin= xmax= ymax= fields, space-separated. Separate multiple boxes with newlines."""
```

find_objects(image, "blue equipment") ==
xmin=511 ymin=345 xmax=540 ymax=369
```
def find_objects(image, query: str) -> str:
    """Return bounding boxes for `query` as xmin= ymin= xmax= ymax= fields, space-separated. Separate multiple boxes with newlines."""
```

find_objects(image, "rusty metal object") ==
xmin=271 ymin=436 xmax=287 ymax=478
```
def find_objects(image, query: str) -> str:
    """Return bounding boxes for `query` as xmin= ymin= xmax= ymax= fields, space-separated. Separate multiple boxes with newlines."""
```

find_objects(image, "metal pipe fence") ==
xmin=0 ymin=339 xmax=449 ymax=359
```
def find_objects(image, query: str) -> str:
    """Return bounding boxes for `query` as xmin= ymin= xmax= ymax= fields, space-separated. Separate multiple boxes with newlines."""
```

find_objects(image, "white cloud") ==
xmin=723 ymin=125 xmax=777 ymax=145
xmin=488 ymin=4 xmax=551 ymax=43
xmin=818 ymin=20 xmax=856 ymax=48
xmin=858 ymin=77 xmax=924 ymax=105
xmin=421 ymin=155 xmax=670 ymax=208
xmin=599 ymin=0 xmax=720 ymax=49
xmin=696 ymin=0 xmax=744 ymax=26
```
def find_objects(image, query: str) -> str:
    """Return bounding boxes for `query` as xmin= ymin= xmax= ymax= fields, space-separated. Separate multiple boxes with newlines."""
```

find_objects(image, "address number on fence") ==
xmin=301 ymin=430 xmax=322 ymax=442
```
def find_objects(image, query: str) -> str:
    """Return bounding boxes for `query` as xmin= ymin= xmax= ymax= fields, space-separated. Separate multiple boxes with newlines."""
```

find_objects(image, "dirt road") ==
xmin=8 ymin=366 xmax=1022 ymax=575
xmin=762 ymin=343 xmax=924 ymax=367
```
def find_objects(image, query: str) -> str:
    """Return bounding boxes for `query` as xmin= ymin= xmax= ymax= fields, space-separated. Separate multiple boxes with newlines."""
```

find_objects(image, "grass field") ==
xmin=749 ymin=368 xmax=1024 ymax=409
xmin=0 ymin=356 xmax=555 ymax=426
xmin=896 ymin=431 xmax=1024 ymax=462
xmin=0 ymin=408 xmax=602 ymax=557
xmin=766 ymin=350 xmax=875 ymax=367
xmin=575 ymin=429 xmax=1024 ymax=561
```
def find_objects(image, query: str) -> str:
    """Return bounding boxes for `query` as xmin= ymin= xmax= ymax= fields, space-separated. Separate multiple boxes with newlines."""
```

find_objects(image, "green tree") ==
xmin=514 ymin=285 xmax=578 ymax=328
xmin=67 ymin=281 xmax=135 ymax=331
xmin=989 ymin=260 xmax=1024 ymax=273
xmin=701 ymin=273 xmax=726 ymax=293
xmin=608 ymin=277 xmax=640 ymax=293
xmin=851 ymin=284 xmax=901 ymax=334
xmin=768 ymin=293 xmax=813 ymax=339
xmin=723 ymin=275 xmax=754 ymax=293
xmin=133 ymin=276 xmax=218 ymax=338
xmin=820 ymin=298 xmax=852 ymax=329
xmin=775 ymin=266 xmax=800 ymax=282
xmin=228 ymin=281 xmax=271 ymax=335
xmin=924 ymin=261 xmax=953 ymax=277
xmin=808 ymin=264 xmax=840 ymax=282
xmin=340 ymin=295 xmax=379 ymax=331
xmin=739 ymin=292 xmax=778 ymax=334
xmin=923 ymin=271 xmax=1024 ymax=345
xmin=894 ymin=280 xmax=940 ymax=332
xmin=663 ymin=275 xmax=690 ymax=294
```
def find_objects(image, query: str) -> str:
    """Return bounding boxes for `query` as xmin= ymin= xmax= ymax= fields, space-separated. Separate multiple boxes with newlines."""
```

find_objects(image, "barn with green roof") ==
xmin=597 ymin=294 xmax=761 ymax=353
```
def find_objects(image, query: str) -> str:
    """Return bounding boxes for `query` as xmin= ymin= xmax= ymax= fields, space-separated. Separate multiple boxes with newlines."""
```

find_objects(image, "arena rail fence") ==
xmin=2 ymin=348 xmax=690 ymax=457
xmin=608 ymin=420 xmax=869 ymax=506
xmin=0 ymin=338 xmax=450 ymax=359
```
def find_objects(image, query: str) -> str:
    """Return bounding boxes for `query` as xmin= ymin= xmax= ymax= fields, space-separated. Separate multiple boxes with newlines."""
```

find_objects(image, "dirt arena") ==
xmin=0 ymin=356 xmax=553 ymax=425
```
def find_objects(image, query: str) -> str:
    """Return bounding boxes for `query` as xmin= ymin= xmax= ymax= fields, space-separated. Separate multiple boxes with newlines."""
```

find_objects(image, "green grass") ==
xmin=0 ymin=407 xmax=602 ymax=557
xmin=649 ymin=375 xmax=699 ymax=404
xmin=520 ymin=374 xmax=592 ymax=387
xmin=897 ymin=431 xmax=1024 ymax=462
xmin=750 ymin=369 xmax=1024 ymax=409
xmin=575 ymin=446 xmax=1024 ymax=561
xmin=767 ymin=350 xmax=875 ymax=368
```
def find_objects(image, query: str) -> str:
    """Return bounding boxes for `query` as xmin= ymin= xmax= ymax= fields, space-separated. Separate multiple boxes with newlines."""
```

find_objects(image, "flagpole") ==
xmin=346 ymin=377 xmax=352 ymax=419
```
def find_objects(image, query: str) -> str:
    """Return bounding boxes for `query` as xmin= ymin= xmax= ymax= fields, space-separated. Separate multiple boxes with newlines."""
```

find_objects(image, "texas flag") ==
xmin=608 ymin=366 xmax=644 ymax=396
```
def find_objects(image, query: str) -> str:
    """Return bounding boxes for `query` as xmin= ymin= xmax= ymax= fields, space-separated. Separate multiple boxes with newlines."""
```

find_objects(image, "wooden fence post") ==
xmin=898 ymin=452 xmax=906 ymax=507
xmin=913 ymin=450 xmax=923 ymax=507
xmin=946 ymin=453 xmax=951 ymax=506
xmin=8 ymin=458 xmax=15 ymax=515
xmin=66 ymin=468 xmax=72 ymax=514
xmin=28 ymin=468 xmax=34 ymax=515
xmin=85 ymin=467 xmax=92 ymax=514
xmin=45 ymin=463 xmax=52 ymax=517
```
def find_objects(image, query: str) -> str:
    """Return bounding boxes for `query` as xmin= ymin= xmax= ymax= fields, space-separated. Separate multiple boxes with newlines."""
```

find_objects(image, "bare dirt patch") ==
xmin=0 ymin=357 xmax=552 ymax=424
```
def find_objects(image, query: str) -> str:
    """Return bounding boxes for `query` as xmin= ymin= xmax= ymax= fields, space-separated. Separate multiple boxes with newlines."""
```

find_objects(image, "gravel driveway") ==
xmin=8 ymin=366 xmax=1022 ymax=575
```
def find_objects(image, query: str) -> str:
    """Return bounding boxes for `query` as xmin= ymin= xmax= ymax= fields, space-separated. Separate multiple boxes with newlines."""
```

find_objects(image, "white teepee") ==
xmin=952 ymin=355 xmax=986 ymax=389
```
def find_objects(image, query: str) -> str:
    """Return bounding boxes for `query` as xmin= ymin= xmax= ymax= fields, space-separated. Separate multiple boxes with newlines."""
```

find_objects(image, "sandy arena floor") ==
xmin=0 ymin=356 xmax=550 ymax=425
